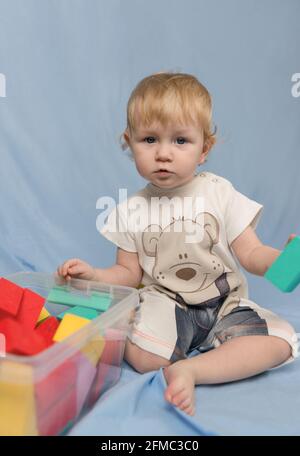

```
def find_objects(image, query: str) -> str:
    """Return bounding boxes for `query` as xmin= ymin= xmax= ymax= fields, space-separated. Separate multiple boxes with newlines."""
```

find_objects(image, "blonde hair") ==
xmin=120 ymin=72 xmax=217 ymax=156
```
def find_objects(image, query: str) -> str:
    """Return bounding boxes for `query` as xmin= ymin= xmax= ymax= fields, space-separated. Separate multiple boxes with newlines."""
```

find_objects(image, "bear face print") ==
xmin=142 ymin=212 xmax=225 ymax=294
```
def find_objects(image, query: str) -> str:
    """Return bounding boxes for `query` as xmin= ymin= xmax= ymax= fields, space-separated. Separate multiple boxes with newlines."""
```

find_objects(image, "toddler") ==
xmin=57 ymin=72 xmax=298 ymax=416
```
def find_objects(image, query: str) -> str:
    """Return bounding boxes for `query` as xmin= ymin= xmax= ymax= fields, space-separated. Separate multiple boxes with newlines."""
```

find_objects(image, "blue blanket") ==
xmin=69 ymin=367 xmax=214 ymax=436
xmin=70 ymin=322 xmax=300 ymax=436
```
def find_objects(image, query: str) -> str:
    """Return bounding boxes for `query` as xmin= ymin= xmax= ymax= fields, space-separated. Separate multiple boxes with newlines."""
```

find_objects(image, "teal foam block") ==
xmin=264 ymin=236 xmax=300 ymax=292
xmin=57 ymin=306 xmax=100 ymax=320
xmin=47 ymin=287 xmax=111 ymax=311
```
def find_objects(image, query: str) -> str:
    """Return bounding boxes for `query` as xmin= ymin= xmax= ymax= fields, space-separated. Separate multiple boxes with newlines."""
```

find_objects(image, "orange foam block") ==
xmin=53 ymin=314 xmax=90 ymax=342
xmin=37 ymin=307 xmax=50 ymax=324
xmin=0 ymin=362 xmax=38 ymax=436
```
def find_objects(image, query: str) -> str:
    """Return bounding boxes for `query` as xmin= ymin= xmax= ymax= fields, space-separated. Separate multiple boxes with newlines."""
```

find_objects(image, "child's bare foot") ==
xmin=163 ymin=360 xmax=197 ymax=416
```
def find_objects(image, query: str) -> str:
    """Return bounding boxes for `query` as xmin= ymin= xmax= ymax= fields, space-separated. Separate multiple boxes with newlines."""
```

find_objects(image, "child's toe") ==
xmin=182 ymin=402 xmax=195 ymax=415
xmin=164 ymin=381 xmax=184 ymax=403
xmin=164 ymin=386 xmax=176 ymax=403
xmin=172 ymin=389 xmax=189 ymax=407
xmin=178 ymin=396 xmax=192 ymax=410
xmin=186 ymin=405 xmax=196 ymax=416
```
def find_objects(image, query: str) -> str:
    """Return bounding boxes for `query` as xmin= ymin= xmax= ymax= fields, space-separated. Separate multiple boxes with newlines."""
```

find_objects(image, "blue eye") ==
xmin=176 ymin=137 xmax=186 ymax=144
xmin=144 ymin=137 xmax=155 ymax=144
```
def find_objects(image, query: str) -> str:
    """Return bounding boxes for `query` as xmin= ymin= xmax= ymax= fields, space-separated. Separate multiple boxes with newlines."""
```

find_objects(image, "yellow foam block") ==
xmin=0 ymin=362 xmax=38 ymax=436
xmin=53 ymin=313 xmax=90 ymax=342
xmin=81 ymin=336 xmax=105 ymax=366
xmin=37 ymin=307 xmax=50 ymax=324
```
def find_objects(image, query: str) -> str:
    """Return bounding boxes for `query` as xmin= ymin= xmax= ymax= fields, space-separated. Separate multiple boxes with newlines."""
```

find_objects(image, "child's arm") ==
xmin=57 ymin=248 xmax=143 ymax=288
xmin=231 ymin=226 xmax=281 ymax=276
xmin=93 ymin=248 xmax=143 ymax=288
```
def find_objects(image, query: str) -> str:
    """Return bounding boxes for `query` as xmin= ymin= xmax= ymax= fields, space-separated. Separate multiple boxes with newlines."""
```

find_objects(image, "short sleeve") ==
xmin=224 ymin=183 xmax=263 ymax=246
xmin=99 ymin=203 xmax=137 ymax=253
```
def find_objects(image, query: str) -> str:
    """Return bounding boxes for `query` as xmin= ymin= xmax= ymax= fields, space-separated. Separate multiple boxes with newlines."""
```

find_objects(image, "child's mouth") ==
xmin=155 ymin=169 xmax=173 ymax=175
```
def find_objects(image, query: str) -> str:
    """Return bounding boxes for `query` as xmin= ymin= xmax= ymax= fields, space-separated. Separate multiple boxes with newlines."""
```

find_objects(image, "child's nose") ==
xmin=155 ymin=143 xmax=172 ymax=160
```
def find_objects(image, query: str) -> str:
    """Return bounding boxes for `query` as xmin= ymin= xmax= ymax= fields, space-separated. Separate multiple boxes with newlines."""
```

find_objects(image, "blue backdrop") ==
xmin=1 ymin=0 xmax=299 ymax=311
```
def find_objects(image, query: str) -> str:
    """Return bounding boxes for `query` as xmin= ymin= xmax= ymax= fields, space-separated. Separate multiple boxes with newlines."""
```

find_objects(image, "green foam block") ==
xmin=264 ymin=236 xmax=300 ymax=292
xmin=57 ymin=305 xmax=100 ymax=320
xmin=47 ymin=287 xmax=111 ymax=311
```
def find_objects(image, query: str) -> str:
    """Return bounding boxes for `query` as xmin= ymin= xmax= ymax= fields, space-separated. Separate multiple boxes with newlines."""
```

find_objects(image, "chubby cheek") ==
xmin=177 ymin=155 xmax=199 ymax=173
xmin=133 ymin=154 xmax=150 ymax=177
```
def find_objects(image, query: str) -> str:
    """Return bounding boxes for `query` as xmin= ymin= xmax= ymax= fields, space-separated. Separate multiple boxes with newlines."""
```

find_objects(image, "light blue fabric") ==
xmin=70 ymin=348 xmax=300 ymax=436
xmin=0 ymin=0 xmax=299 ymax=436
xmin=70 ymin=367 xmax=214 ymax=436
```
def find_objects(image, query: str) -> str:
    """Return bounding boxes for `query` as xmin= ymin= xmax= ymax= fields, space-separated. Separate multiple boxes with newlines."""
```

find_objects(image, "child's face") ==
xmin=125 ymin=120 xmax=209 ymax=189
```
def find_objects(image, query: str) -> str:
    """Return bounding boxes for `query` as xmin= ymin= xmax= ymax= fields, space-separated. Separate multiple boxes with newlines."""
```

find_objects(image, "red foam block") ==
xmin=35 ymin=316 xmax=60 ymax=344
xmin=0 ymin=317 xmax=49 ymax=355
xmin=35 ymin=354 xmax=79 ymax=418
xmin=88 ymin=333 xmax=123 ymax=406
xmin=16 ymin=288 xmax=45 ymax=330
xmin=37 ymin=385 xmax=77 ymax=436
xmin=0 ymin=278 xmax=24 ymax=317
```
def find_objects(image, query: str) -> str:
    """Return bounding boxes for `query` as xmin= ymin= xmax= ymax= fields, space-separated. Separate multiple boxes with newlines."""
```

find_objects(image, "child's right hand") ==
xmin=57 ymin=258 xmax=96 ymax=281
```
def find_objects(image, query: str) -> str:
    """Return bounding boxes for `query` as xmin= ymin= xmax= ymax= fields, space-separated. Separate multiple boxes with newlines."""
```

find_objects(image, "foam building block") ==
xmin=47 ymin=287 xmax=111 ymax=311
xmin=88 ymin=329 xmax=124 ymax=406
xmin=265 ymin=236 xmax=300 ymax=292
xmin=16 ymin=288 xmax=45 ymax=329
xmin=75 ymin=354 xmax=97 ymax=416
xmin=35 ymin=355 xmax=78 ymax=435
xmin=81 ymin=335 xmax=105 ymax=366
xmin=57 ymin=305 xmax=99 ymax=321
xmin=0 ymin=317 xmax=49 ymax=356
xmin=35 ymin=316 xmax=60 ymax=345
xmin=52 ymin=313 xmax=90 ymax=342
xmin=75 ymin=335 xmax=106 ymax=415
xmin=0 ymin=361 xmax=38 ymax=436
xmin=35 ymin=355 xmax=78 ymax=418
xmin=60 ymin=420 xmax=74 ymax=436
xmin=37 ymin=385 xmax=77 ymax=436
xmin=37 ymin=307 xmax=50 ymax=324
xmin=0 ymin=278 xmax=24 ymax=317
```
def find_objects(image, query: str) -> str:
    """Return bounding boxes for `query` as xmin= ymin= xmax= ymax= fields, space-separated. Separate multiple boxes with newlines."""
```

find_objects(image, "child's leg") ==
xmin=124 ymin=339 xmax=170 ymax=372
xmin=125 ymin=286 xmax=188 ymax=370
xmin=163 ymin=335 xmax=291 ymax=416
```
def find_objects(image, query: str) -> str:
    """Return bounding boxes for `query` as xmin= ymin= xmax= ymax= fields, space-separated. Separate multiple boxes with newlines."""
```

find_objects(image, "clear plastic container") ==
xmin=0 ymin=272 xmax=139 ymax=436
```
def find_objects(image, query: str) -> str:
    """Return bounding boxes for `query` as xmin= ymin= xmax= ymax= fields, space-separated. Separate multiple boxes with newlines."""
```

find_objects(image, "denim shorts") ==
xmin=128 ymin=285 xmax=297 ymax=364
xmin=171 ymin=293 xmax=269 ymax=362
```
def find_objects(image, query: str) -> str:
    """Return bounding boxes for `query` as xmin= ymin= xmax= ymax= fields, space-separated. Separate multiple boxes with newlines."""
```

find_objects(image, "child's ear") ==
xmin=123 ymin=129 xmax=131 ymax=146
xmin=198 ymin=141 xmax=211 ymax=165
